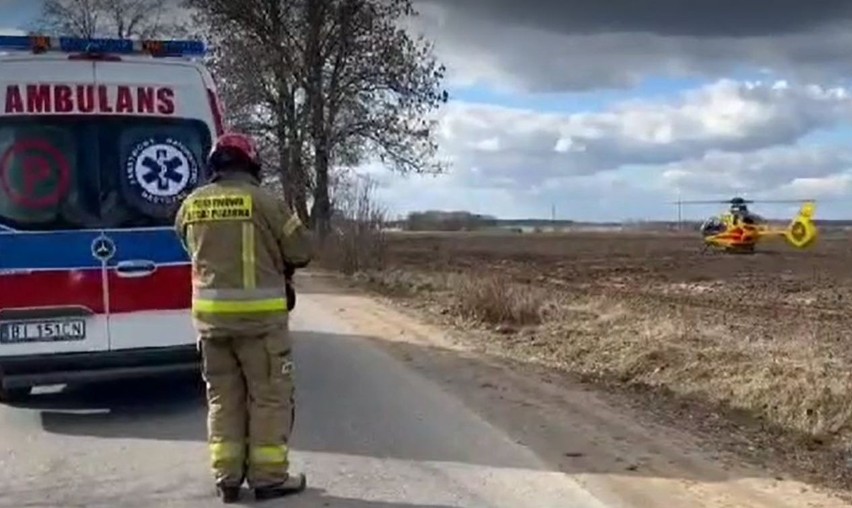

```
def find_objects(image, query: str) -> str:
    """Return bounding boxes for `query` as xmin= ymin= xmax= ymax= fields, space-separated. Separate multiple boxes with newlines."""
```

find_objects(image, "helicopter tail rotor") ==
xmin=783 ymin=201 xmax=818 ymax=249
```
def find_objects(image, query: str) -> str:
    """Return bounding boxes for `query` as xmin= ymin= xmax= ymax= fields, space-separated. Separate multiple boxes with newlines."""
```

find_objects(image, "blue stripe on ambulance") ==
xmin=0 ymin=228 xmax=188 ymax=271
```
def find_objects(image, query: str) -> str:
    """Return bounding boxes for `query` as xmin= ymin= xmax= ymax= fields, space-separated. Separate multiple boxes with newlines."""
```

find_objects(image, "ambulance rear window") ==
xmin=0 ymin=116 xmax=211 ymax=231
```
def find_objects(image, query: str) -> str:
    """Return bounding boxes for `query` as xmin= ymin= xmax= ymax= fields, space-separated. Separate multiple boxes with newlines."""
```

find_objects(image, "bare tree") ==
xmin=323 ymin=171 xmax=389 ymax=274
xmin=304 ymin=0 xmax=448 ymax=238
xmin=188 ymin=0 xmax=314 ymax=222
xmin=188 ymin=0 xmax=448 ymax=238
xmin=34 ymin=0 xmax=186 ymax=38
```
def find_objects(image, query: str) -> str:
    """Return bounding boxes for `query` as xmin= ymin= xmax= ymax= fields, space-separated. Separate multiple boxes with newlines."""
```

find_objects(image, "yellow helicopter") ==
xmin=678 ymin=197 xmax=818 ymax=253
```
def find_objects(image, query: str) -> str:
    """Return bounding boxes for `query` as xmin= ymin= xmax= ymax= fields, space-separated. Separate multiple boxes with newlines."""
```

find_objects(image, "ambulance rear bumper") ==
xmin=0 ymin=345 xmax=200 ymax=389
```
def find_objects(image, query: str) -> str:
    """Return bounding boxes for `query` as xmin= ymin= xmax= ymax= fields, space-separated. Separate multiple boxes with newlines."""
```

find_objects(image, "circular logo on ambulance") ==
xmin=125 ymin=137 xmax=198 ymax=206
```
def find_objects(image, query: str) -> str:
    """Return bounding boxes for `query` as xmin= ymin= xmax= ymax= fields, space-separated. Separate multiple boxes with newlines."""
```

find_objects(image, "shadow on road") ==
xmin=227 ymin=488 xmax=459 ymax=508
xmin=4 ymin=327 xmax=827 ymax=491
xmin=22 ymin=373 xmax=207 ymax=441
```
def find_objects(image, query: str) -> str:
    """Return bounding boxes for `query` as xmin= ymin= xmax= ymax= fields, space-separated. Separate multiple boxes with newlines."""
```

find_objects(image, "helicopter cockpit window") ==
xmin=700 ymin=217 xmax=725 ymax=235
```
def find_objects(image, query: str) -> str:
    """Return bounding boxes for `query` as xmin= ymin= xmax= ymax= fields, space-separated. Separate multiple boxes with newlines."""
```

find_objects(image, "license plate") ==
xmin=0 ymin=319 xmax=86 ymax=343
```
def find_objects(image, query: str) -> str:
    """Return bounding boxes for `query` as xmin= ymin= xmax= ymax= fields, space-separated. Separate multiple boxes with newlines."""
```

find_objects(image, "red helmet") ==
xmin=208 ymin=132 xmax=260 ymax=173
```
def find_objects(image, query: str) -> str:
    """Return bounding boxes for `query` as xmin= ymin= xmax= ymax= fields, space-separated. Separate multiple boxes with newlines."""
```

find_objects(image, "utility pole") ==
xmin=676 ymin=188 xmax=682 ymax=231
xmin=677 ymin=200 xmax=683 ymax=230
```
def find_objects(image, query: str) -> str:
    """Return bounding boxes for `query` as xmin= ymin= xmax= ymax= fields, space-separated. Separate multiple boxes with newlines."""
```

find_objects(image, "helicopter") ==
xmin=675 ymin=197 xmax=818 ymax=254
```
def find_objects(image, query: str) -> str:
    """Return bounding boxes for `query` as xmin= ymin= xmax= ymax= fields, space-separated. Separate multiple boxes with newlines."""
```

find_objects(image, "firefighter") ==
xmin=174 ymin=132 xmax=313 ymax=503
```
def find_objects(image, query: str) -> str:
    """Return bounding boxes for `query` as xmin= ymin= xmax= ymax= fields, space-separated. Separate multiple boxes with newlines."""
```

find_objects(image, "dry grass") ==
xmin=316 ymin=174 xmax=388 ymax=275
xmin=320 ymin=224 xmax=387 ymax=275
xmin=452 ymin=274 xmax=546 ymax=327
xmin=522 ymin=297 xmax=852 ymax=441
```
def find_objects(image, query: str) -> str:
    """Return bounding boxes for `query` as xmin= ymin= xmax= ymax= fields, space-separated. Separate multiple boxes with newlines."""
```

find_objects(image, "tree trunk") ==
xmin=311 ymin=144 xmax=331 ymax=238
xmin=275 ymin=115 xmax=294 ymax=205
xmin=305 ymin=0 xmax=332 ymax=239
xmin=286 ymin=103 xmax=310 ymax=224
xmin=291 ymin=152 xmax=310 ymax=225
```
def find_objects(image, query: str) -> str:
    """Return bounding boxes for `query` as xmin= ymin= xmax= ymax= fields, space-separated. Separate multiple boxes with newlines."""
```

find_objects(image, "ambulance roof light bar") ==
xmin=0 ymin=35 xmax=206 ymax=58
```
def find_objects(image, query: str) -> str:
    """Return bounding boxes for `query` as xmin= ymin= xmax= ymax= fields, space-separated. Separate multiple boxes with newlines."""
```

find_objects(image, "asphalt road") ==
xmin=0 ymin=297 xmax=610 ymax=507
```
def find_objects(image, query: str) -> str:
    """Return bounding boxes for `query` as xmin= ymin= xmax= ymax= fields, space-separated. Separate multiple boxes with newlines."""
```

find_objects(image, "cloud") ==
xmin=424 ymin=0 xmax=852 ymax=38
xmin=775 ymin=173 xmax=852 ymax=199
xmin=372 ymin=171 xmax=523 ymax=216
xmin=434 ymin=79 xmax=852 ymax=190
xmin=659 ymin=144 xmax=852 ymax=195
xmin=370 ymin=77 xmax=852 ymax=218
xmin=0 ymin=28 xmax=25 ymax=36
xmin=377 ymin=1 xmax=852 ymax=218
xmin=411 ymin=1 xmax=852 ymax=92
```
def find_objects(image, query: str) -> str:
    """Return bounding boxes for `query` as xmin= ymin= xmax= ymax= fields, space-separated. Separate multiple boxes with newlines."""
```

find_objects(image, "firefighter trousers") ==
xmin=200 ymin=329 xmax=295 ymax=488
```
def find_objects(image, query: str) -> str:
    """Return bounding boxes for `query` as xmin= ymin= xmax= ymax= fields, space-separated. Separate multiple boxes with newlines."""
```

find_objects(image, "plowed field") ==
xmin=385 ymin=231 xmax=852 ymax=335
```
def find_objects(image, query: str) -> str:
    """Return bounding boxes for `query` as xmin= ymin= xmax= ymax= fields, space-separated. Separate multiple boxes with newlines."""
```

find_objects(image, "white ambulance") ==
xmin=0 ymin=36 xmax=225 ymax=401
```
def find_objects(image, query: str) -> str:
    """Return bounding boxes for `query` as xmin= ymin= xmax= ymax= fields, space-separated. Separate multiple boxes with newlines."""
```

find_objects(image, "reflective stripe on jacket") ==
xmin=174 ymin=171 xmax=313 ymax=335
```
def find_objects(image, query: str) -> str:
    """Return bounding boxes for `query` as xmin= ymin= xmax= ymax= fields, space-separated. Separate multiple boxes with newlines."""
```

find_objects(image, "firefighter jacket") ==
xmin=174 ymin=171 xmax=313 ymax=337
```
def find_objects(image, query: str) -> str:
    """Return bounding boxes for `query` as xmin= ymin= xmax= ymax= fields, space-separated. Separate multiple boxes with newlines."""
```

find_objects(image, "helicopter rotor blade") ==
xmin=670 ymin=198 xmax=817 ymax=205
xmin=670 ymin=200 xmax=754 ymax=205
xmin=746 ymin=198 xmax=815 ymax=203
xmin=671 ymin=200 xmax=733 ymax=204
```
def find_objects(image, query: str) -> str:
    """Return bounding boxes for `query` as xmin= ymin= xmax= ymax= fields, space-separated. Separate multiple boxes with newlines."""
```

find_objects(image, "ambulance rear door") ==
xmin=92 ymin=59 xmax=215 ymax=352
xmin=0 ymin=57 xmax=111 ymax=356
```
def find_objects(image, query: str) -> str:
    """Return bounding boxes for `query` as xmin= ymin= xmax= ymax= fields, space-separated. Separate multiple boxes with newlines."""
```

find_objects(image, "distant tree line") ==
xmin=404 ymin=210 xmax=498 ymax=231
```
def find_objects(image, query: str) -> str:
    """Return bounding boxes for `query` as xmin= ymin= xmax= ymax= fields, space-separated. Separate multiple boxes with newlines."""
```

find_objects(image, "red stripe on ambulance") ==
xmin=0 ymin=270 xmax=105 ymax=313
xmin=4 ymin=84 xmax=175 ymax=115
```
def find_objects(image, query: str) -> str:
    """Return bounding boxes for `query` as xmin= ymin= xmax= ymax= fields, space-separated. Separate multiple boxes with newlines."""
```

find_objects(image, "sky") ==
xmin=4 ymin=1 xmax=852 ymax=221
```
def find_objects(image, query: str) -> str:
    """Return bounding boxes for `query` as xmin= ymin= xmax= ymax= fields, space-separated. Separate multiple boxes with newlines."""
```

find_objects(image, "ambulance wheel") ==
xmin=0 ymin=385 xmax=31 ymax=403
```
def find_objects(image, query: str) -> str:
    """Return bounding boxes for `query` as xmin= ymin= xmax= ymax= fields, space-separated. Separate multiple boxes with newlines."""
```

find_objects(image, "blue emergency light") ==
xmin=0 ymin=35 xmax=206 ymax=58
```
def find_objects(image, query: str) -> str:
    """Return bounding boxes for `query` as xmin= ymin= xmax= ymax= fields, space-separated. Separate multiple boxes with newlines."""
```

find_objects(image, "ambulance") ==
xmin=0 ymin=36 xmax=225 ymax=401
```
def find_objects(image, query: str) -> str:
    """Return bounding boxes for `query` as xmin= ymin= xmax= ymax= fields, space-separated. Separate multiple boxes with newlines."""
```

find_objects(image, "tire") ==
xmin=0 ymin=385 xmax=32 ymax=403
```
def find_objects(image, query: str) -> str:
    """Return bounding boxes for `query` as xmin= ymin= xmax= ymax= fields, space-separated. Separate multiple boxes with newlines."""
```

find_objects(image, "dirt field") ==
xmin=385 ymin=230 xmax=850 ymax=307
xmin=344 ymin=230 xmax=852 ymax=493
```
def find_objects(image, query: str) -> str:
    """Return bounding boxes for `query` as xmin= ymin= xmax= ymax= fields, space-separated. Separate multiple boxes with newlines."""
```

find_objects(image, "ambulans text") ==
xmin=4 ymin=84 xmax=175 ymax=115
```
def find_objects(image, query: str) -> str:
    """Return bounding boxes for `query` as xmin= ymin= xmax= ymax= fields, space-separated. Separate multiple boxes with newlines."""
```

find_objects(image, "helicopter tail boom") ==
xmin=757 ymin=202 xmax=817 ymax=248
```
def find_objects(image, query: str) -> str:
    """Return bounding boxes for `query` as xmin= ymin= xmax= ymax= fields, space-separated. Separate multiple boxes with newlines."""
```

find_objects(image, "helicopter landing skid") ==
xmin=700 ymin=244 xmax=755 ymax=255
